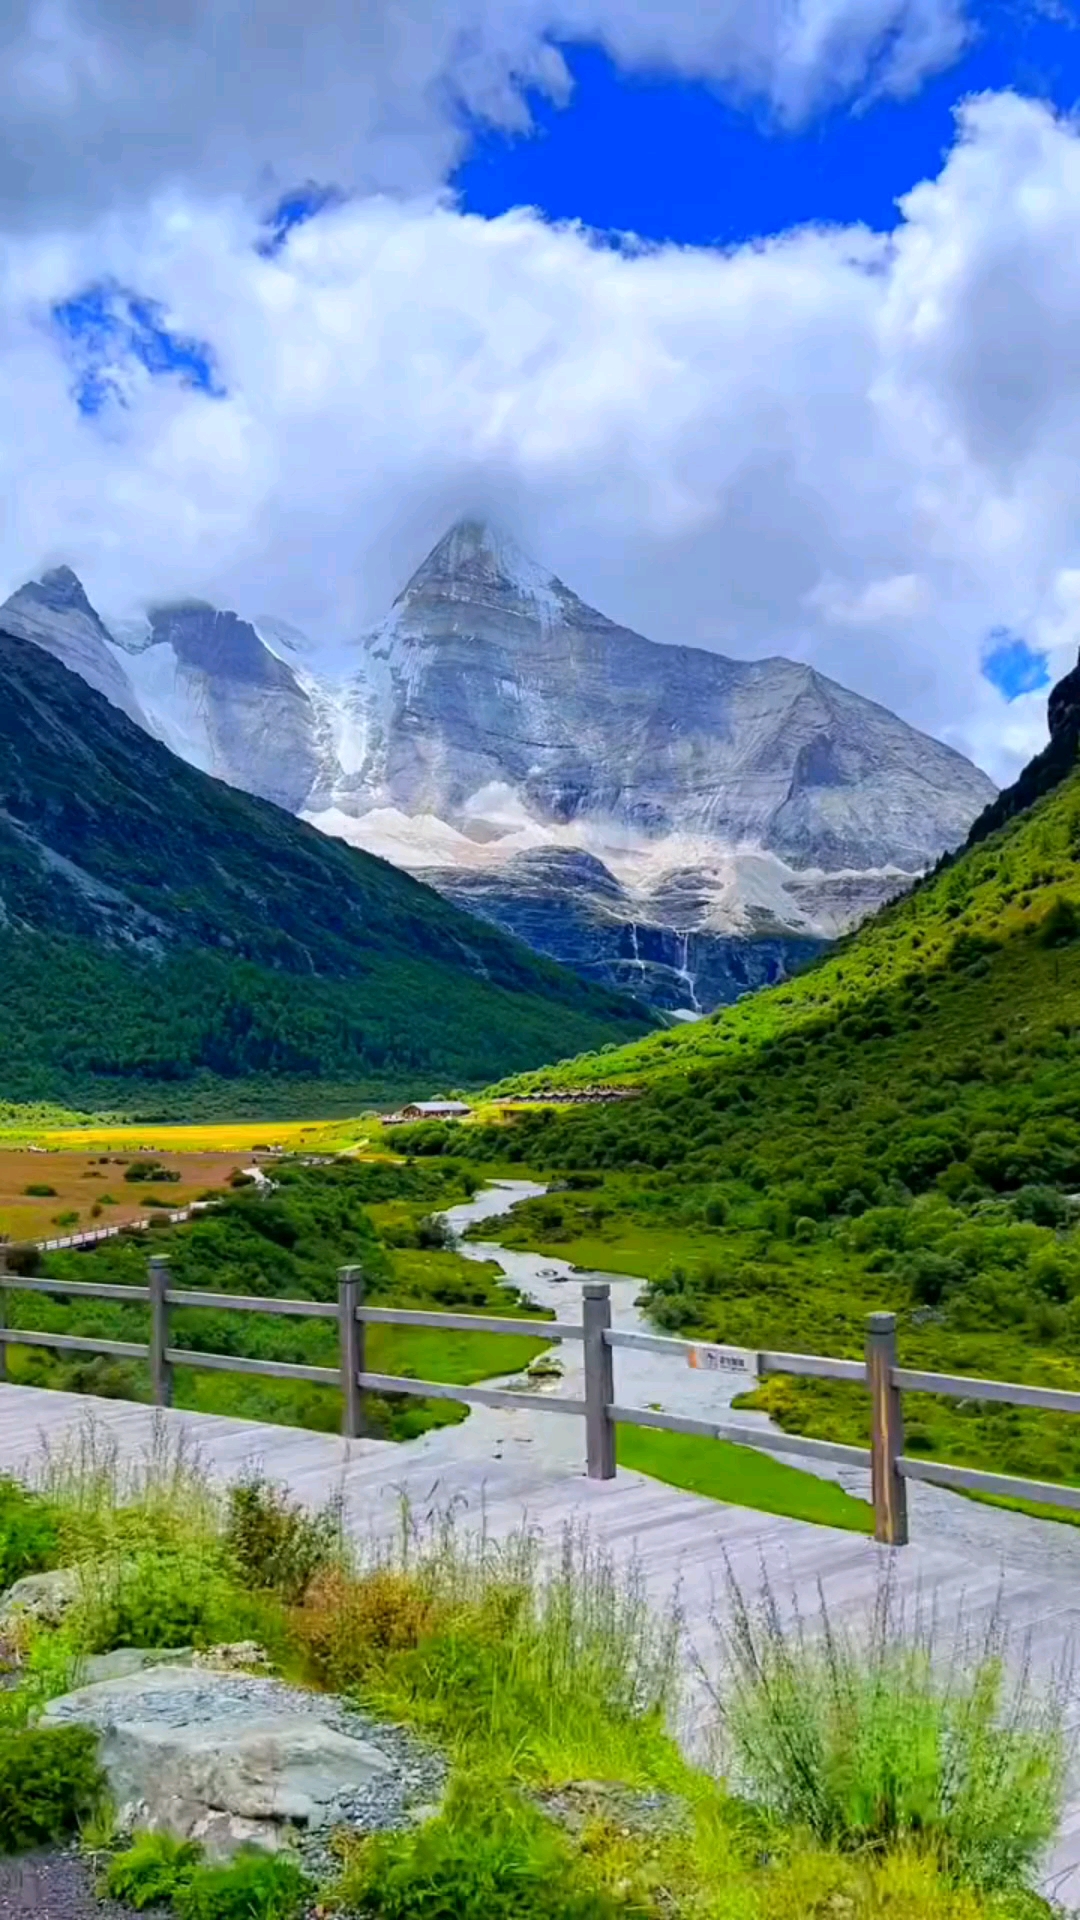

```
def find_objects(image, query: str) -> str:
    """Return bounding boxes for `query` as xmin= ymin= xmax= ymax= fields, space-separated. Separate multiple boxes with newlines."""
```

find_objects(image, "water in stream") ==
xmin=401 ymin=1179 xmax=780 ymax=1482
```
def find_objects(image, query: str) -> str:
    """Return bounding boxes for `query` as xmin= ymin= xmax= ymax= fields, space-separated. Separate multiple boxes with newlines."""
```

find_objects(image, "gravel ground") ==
xmin=0 ymin=1848 xmax=152 ymax=1920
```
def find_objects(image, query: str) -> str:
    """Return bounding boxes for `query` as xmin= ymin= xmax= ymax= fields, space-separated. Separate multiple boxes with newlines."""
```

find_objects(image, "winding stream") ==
xmin=403 ymin=1181 xmax=1080 ymax=1582
xmin=398 ymin=1178 xmax=785 ymax=1482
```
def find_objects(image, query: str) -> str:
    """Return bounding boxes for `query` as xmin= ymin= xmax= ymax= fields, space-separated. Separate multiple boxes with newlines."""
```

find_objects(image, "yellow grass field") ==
xmin=0 ymin=1148 xmax=252 ymax=1243
xmin=26 ymin=1119 xmax=369 ymax=1155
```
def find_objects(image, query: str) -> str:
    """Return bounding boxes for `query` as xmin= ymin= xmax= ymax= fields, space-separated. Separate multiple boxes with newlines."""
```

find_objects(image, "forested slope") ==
xmin=0 ymin=628 xmax=652 ymax=1113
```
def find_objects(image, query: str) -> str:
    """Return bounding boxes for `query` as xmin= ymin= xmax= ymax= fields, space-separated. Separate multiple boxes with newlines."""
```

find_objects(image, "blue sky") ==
xmin=10 ymin=0 xmax=1080 ymax=776
xmin=454 ymin=6 xmax=1080 ymax=246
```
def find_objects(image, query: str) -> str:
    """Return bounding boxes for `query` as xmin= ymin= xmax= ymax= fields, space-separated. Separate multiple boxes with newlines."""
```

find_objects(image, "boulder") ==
xmin=81 ymin=1646 xmax=194 ymax=1686
xmin=41 ymin=1665 xmax=401 ymax=1859
xmin=0 ymin=1565 xmax=81 ymax=1633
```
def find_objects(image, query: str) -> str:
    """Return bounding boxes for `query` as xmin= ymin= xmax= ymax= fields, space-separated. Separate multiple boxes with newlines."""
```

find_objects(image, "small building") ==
xmin=396 ymin=1100 xmax=471 ymax=1121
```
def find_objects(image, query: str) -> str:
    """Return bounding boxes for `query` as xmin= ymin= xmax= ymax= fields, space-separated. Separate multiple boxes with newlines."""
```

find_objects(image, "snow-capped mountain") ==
xmin=1 ymin=523 xmax=997 ymax=1015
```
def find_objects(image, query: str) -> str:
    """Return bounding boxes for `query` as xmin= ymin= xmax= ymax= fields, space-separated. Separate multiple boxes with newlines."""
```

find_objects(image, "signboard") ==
xmin=687 ymin=1343 xmax=759 ymax=1378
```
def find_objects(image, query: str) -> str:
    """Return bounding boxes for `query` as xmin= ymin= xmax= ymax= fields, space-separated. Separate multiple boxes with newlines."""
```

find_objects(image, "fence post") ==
xmin=583 ymin=1282 xmax=616 ymax=1480
xmin=867 ymin=1311 xmax=908 ymax=1546
xmin=148 ymin=1256 xmax=173 ymax=1408
xmin=339 ymin=1265 xmax=364 ymax=1440
xmin=0 ymin=1246 xmax=7 ymax=1384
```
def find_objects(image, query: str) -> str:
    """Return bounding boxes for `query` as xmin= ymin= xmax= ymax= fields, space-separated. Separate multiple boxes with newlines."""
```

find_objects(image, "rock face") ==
xmin=336 ymin=522 xmax=992 ymax=873
xmin=966 ymin=646 xmax=1080 ymax=850
xmin=421 ymin=848 xmax=828 ymax=1013
xmin=117 ymin=602 xmax=325 ymax=813
xmin=3 ymin=524 xmax=998 ymax=1015
xmin=41 ymin=1666 xmax=438 ymax=1860
xmin=0 ymin=568 xmax=147 ymax=730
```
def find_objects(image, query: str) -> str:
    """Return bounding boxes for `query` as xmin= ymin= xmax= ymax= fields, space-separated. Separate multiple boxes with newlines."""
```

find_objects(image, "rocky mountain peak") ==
xmin=393 ymin=518 xmax=589 ymax=630
xmin=33 ymin=564 xmax=97 ymax=612
xmin=145 ymin=601 xmax=292 ymax=686
xmin=1 ymin=565 xmax=147 ymax=728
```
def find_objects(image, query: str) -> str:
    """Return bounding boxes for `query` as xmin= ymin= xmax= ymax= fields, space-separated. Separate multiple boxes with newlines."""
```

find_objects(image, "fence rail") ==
xmin=2 ymin=1253 xmax=1080 ymax=1544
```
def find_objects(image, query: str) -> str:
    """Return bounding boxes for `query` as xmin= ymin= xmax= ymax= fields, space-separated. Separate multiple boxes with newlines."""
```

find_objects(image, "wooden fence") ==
xmin=2 ymin=1261 xmax=1080 ymax=1546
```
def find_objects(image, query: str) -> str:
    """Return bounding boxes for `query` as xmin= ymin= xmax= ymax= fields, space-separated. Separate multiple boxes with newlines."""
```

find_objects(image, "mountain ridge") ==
xmin=0 ymin=624 xmax=652 ymax=1111
xmin=2 ymin=520 xmax=997 ymax=1014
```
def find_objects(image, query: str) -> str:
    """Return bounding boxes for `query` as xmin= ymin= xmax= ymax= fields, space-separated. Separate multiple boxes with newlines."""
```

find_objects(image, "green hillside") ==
xmin=0 ymin=628 xmax=652 ymax=1115
xmin=412 ymin=695 xmax=1080 ymax=1500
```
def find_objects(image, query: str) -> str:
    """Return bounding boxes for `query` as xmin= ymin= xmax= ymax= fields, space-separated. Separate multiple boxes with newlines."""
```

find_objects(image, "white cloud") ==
xmin=0 ymin=0 xmax=971 ymax=226
xmin=805 ymin=571 xmax=932 ymax=625
xmin=3 ymin=92 xmax=1080 ymax=784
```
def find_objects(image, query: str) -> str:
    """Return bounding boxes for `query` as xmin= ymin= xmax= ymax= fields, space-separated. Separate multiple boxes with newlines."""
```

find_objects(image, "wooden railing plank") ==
xmin=0 ymin=1330 xmax=150 ymax=1360
xmin=899 ymin=1456 xmax=1080 ymax=1511
xmin=166 ymin=1289 xmax=337 ymax=1318
xmin=164 ymin=1348 xmax=340 ymax=1385
xmin=357 ymin=1369 xmax=587 ymax=1416
xmin=357 ymin=1306 xmax=583 ymax=1339
xmin=893 ymin=1369 xmax=1080 ymax=1416
xmin=761 ymin=1350 xmax=867 ymax=1383
xmin=0 ymin=1277 xmax=151 ymax=1302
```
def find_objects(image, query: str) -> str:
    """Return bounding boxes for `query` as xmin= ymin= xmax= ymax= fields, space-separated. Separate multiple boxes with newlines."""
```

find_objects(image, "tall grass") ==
xmin=708 ymin=1560 xmax=1069 ymax=1893
xmin=296 ymin=1510 xmax=684 ymax=1786
xmin=31 ymin=1411 xmax=222 ymax=1561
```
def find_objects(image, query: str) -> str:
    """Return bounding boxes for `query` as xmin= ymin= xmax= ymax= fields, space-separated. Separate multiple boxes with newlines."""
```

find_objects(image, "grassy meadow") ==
xmin=0 ymin=1147 xmax=248 ymax=1243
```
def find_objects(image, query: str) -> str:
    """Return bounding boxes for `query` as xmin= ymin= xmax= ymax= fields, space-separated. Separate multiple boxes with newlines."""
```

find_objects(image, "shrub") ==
xmin=23 ymin=1182 xmax=57 ymax=1197
xmin=0 ymin=1725 xmax=104 ymax=1851
xmin=0 ymin=1474 xmax=60 ymax=1587
xmin=1012 ymin=1185 xmax=1070 ymax=1229
xmin=101 ymin=1831 xmax=202 ymax=1908
xmin=336 ymin=1775 xmax=620 ymax=1919
xmin=176 ymin=1848 xmax=312 ymax=1920
xmin=713 ymin=1567 xmax=1066 ymax=1893
xmin=1038 ymin=896 xmax=1079 ymax=947
xmin=225 ymin=1473 xmax=341 ymax=1604
xmin=123 ymin=1161 xmax=182 ymax=1184
xmin=414 ymin=1213 xmax=455 ymax=1250
xmin=76 ymin=1546 xmax=251 ymax=1653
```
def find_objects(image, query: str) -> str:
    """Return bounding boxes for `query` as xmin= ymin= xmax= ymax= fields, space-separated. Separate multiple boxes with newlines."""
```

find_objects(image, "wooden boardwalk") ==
xmin=2 ymin=1382 xmax=1080 ymax=1905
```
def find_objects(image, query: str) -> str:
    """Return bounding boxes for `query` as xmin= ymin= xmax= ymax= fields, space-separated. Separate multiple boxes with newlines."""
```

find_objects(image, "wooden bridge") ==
xmin=3 ymin=1269 xmax=1080 ymax=1900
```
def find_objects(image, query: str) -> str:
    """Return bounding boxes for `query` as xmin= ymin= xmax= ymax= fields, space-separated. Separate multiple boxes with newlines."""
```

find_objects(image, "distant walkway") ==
xmin=2 ymin=1383 xmax=1080 ymax=1905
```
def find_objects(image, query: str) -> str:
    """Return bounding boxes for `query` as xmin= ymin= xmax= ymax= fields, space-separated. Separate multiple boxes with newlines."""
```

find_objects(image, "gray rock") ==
xmin=80 ymin=1647 xmax=193 ymax=1686
xmin=41 ymin=1666 xmax=435 ymax=1861
xmin=420 ymin=846 xmax=830 ymax=1015
xmin=0 ymin=1567 xmax=81 ymax=1632
xmin=0 ymin=569 xmax=147 ymax=729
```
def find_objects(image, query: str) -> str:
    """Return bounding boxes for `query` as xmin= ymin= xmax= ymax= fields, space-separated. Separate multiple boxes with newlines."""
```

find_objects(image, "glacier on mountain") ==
xmin=1 ymin=520 xmax=997 ymax=1015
